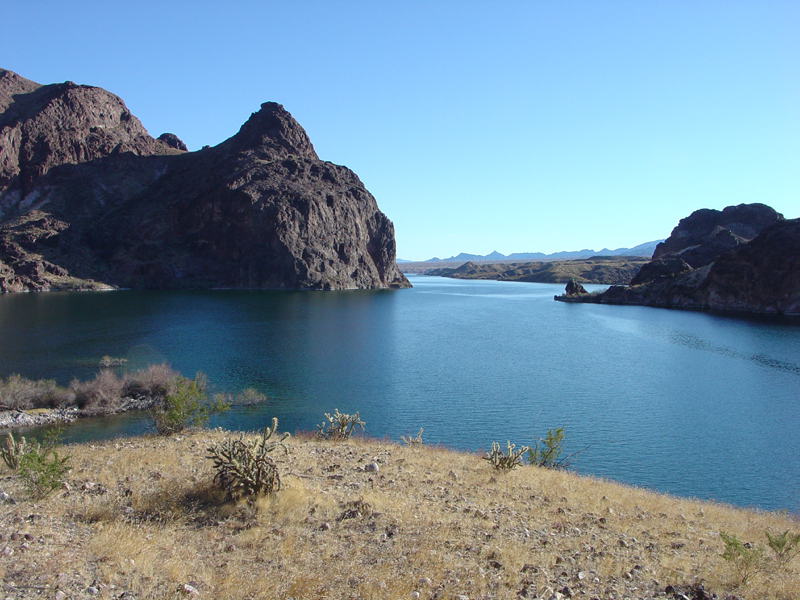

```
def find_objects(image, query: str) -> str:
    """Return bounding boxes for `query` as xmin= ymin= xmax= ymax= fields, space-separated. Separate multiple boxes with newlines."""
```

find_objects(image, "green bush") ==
xmin=527 ymin=427 xmax=588 ymax=469
xmin=315 ymin=409 xmax=365 ymax=441
xmin=484 ymin=440 xmax=529 ymax=471
xmin=765 ymin=529 xmax=800 ymax=568
xmin=527 ymin=427 xmax=568 ymax=468
xmin=720 ymin=530 xmax=765 ymax=586
xmin=206 ymin=417 xmax=289 ymax=499
xmin=17 ymin=426 xmax=70 ymax=499
xmin=149 ymin=373 xmax=228 ymax=436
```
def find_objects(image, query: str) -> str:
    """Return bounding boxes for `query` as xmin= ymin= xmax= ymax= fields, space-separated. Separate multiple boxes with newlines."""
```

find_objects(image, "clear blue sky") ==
xmin=5 ymin=1 xmax=798 ymax=260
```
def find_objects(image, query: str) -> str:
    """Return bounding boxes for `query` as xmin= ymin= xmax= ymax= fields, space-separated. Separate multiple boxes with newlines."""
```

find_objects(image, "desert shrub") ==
xmin=720 ymin=530 xmax=765 ymax=586
xmin=17 ymin=426 xmax=70 ymax=499
xmin=122 ymin=362 xmax=180 ymax=400
xmin=401 ymin=428 xmax=424 ymax=447
xmin=528 ymin=427 xmax=566 ymax=468
xmin=315 ymin=409 xmax=365 ymax=441
xmin=99 ymin=355 xmax=127 ymax=367
xmin=765 ymin=529 xmax=800 ymax=568
xmin=235 ymin=388 xmax=267 ymax=405
xmin=213 ymin=388 xmax=268 ymax=407
xmin=527 ymin=427 xmax=588 ymax=469
xmin=149 ymin=373 xmax=228 ymax=436
xmin=484 ymin=440 xmax=529 ymax=471
xmin=72 ymin=369 xmax=125 ymax=414
xmin=206 ymin=417 xmax=289 ymax=499
xmin=0 ymin=374 xmax=70 ymax=410
xmin=44 ymin=386 xmax=77 ymax=408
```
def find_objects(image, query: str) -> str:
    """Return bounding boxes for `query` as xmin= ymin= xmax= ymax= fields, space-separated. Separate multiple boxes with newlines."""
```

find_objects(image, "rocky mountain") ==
xmin=421 ymin=256 xmax=649 ymax=285
xmin=420 ymin=239 xmax=662 ymax=264
xmin=0 ymin=69 xmax=409 ymax=292
xmin=556 ymin=203 xmax=800 ymax=316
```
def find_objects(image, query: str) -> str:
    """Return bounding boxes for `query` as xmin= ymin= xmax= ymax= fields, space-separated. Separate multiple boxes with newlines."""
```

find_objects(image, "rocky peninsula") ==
xmin=0 ymin=69 xmax=408 ymax=291
xmin=556 ymin=203 xmax=800 ymax=316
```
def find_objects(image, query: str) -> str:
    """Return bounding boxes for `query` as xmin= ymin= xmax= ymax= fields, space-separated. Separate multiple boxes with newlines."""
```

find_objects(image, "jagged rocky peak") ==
xmin=0 ymin=70 xmax=409 ymax=292
xmin=652 ymin=203 xmax=783 ymax=268
xmin=157 ymin=132 xmax=188 ymax=151
xmin=227 ymin=101 xmax=319 ymax=160
xmin=0 ymin=69 xmax=181 ymax=197
xmin=0 ymin=69 xmax=41 ymax=113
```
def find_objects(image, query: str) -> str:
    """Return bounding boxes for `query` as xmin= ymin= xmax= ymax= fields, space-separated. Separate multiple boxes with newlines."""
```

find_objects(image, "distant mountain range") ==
xmin=398 ymin=240 xmax=663 ymax=263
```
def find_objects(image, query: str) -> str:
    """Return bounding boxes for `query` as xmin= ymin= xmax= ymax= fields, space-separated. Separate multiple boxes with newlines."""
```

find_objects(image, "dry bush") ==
xmin=0 ymin=374 xmax=73 ymax=410
xmin=122 ymin=363 xmax=179 ymax=400
xmin=71 ymin=369 xmax=126 ymax=415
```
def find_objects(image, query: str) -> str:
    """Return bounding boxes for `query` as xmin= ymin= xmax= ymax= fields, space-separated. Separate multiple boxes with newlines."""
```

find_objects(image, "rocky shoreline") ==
xmin=0 ymin=407 xmax=79 ymax=431
xmin=0 ymin=397 xmax=155 ymax=432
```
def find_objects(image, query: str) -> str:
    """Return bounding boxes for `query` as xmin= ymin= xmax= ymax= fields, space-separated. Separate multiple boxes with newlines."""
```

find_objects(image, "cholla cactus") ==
xmin=1 ymin=432 xmax=37 ymax=471
xmin=315 ymin=409 xmax=365 ymax=441
xmin=206 ymin=417 xmax=289 ymax=498
xmin=484 ymin=440 xmax=530 ymax=471
xmin=401 ymin=428 xmax=424 ymax=447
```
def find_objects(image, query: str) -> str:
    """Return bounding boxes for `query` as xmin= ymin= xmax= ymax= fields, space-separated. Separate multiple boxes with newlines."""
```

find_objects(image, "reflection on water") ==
xmin=1 ymin=277 xmax=799 ymax=512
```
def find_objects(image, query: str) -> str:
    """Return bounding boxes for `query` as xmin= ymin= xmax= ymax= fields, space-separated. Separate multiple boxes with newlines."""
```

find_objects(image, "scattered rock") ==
xmin=364 ymin=462 xmax=380 ymax=473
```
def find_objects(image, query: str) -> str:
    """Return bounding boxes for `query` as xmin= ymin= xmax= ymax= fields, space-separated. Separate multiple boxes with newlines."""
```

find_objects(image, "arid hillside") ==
xmin=1 ymin=430 xmax=798 ymax=600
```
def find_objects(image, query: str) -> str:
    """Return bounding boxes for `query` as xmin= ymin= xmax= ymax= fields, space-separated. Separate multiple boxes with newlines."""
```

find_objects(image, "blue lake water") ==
xmin=1 ymin=276 xmax=798 ymax=512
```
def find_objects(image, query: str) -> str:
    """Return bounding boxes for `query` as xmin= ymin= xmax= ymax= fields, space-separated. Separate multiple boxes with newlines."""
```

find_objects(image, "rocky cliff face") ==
xmin=555 ymin=204 xmax=799 ymax=316
xmin=0 ymin=69 xmax=180 ymax=206
xmin=0 ymin=70 xmax=409 ymax=291
xmin=650 ymin=203 xmax=782 ymax=269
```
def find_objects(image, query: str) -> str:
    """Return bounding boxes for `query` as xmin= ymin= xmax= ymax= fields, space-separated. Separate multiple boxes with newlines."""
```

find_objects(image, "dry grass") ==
xmin=0 ymin=431 xmax=798 ymax=600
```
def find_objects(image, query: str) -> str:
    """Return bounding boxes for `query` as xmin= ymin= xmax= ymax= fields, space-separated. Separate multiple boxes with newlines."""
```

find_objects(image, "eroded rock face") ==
xmin=557 ymin=204 xmax=799 ymax=316
xmin=0 ymin=69 xmax=180 ymax=204
xmin=629 ymin=256 xmax=693 ymax=286
xmin=701 ymin=218 xmax=800 ymax=314
xmin=652 ymin=203 xmax=783 ymax=268
xmin=0 ymin=70 xmax=409 ymax=291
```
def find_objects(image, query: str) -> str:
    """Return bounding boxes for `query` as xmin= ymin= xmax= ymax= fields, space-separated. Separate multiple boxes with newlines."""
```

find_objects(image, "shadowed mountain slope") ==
xmin=0 ymin=70 xmax=409 ymax=292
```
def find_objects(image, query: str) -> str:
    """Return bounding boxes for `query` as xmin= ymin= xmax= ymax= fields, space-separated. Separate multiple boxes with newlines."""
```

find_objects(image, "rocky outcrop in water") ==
xmin=555 ymin=204 xmax=799 ymax=316
xmin=564 ymin=278 xmax=587 ymax=295
xmin=0 ymin=69 xmax=409 ymax=291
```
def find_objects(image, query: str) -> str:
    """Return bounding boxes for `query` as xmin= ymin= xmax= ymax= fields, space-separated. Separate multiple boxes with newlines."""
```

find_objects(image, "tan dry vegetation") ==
xmin=0 ymin=430 xmax=798 ymax=600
